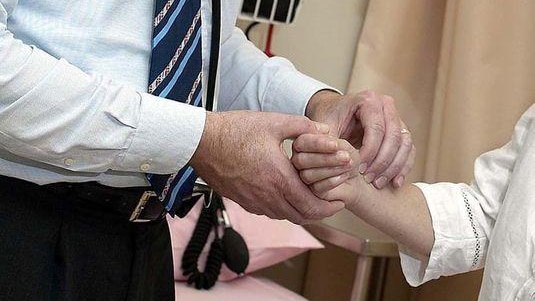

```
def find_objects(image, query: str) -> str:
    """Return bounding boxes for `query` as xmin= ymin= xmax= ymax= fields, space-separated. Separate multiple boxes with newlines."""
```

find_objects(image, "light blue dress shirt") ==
xmin=0 ymin=0 xmax=331 ymax=187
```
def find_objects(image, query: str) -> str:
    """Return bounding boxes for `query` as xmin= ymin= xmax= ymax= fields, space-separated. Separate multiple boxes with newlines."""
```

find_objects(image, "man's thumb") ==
xmin=278 ymin=116 xmax=330 ymax=140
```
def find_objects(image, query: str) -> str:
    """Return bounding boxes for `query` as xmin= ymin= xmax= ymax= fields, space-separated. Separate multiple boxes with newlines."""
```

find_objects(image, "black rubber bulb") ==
xmin=222 ymin=227 xmax=249 ymax=274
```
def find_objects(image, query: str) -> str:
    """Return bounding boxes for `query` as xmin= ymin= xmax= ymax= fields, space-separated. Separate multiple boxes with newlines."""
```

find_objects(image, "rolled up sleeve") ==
xmin=400 ymin=183 xmax=490 ymax=286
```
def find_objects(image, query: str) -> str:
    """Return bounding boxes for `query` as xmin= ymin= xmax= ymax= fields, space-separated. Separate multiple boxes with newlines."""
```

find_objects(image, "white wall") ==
xmin=237 ymin=0 xmax=369 ymax=92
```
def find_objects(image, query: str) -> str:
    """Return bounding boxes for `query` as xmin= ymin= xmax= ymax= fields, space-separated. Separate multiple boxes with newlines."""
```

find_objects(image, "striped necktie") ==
xmin=147 ymin=0 xmax=203 ymax=215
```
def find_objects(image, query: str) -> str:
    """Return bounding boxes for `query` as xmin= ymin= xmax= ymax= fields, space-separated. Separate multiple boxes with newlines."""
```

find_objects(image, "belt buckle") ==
xmin=129 ymin=191 xmax=159 ymax=223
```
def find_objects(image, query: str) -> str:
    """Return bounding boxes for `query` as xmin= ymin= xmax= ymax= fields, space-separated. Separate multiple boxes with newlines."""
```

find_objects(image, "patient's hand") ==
xmin=293 ymin=134 xmax=434 ymax=257
xmin=291 ymin=134 xmax=374 ymax=208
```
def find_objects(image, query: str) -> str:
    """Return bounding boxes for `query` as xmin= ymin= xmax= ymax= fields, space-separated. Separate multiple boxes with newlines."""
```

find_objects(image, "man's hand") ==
xmin=305 ymin=90 xmax=415 ymax=189
xmin=189 ymin=111 xmax=345 ymax=224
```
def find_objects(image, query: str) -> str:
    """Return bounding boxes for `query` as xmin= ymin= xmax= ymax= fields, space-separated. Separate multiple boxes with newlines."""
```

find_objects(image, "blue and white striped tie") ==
xmin=147 ymin=0 xmax=203 ymax=215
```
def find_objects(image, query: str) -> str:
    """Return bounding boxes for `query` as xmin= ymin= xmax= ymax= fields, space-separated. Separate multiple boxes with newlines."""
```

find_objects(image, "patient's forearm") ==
xmin=346 ymin=184 xmax=434 ymax=259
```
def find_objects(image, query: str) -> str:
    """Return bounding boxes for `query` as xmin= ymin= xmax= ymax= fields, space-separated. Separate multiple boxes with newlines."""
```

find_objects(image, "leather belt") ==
xmin=44 ymin=181 xmax=166 ymax=223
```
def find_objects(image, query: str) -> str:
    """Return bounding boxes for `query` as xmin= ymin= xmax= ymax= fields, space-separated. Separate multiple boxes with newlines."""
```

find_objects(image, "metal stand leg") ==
xmin=370 ymin=258 xmax=388 ymax=301
xmin=350 ymin=256 xmax=373 ymax=301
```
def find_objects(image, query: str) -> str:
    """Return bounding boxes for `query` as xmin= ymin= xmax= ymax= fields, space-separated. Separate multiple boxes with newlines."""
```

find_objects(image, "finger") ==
xmin=278 ymin=116 xmax=330 ymax=140
xmin=236 ymin=201 xmax=274 ymax=218
xmin=372 ymin=128 xmax=413 ymax=189
xmin=269 ymin=195 xmax=311 ymax=224
xmin=293 ymin=134 xmax=340 ymax=154
xmin=393 ymin=145 xmax=416 ymax=188
xmin=296 ymin=138 xmax=361 ymax=183
xmin=299 ymin=163 xmax=356 ymax=184
xmin=284 ymin=166 xmax=345 ymax=220
xmin=362 ymin=96 xmax=403 ymax=184
xmin=292 ymin=151 xmax=352 ymax=170
xmin=355 ymin=96 xmax=386 ymax=172
xmin=300 ymin=198 xmax=345 ymax=221
xmin=288 ymin=190 xmax=345 ymax=221
xmin=296 ymin=200 xmax=346 ymax=225
xmin=310 ymin=172 xmax=354 ymax=195
xmin=238 ymin=191 xmax=306 ymax=224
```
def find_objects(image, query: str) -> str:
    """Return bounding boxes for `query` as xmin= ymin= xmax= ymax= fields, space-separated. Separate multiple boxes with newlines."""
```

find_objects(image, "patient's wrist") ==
xmin=345 ymin=176 xmax=377 ymax=214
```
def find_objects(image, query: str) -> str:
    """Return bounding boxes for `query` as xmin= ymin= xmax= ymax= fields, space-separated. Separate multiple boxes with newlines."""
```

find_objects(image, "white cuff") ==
xmin=116 ymin=93 xmax=206 ymax=174
xmin=399 ymin=183 xmax=485 ymax=286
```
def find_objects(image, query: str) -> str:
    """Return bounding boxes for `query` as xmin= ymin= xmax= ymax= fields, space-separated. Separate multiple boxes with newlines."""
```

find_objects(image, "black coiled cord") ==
xmin=181 ymin=195 xmax=225 ymax=290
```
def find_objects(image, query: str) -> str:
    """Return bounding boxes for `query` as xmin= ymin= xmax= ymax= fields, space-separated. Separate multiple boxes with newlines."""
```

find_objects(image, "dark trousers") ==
xmin=0 ymin=176 xmax=175 ymax=301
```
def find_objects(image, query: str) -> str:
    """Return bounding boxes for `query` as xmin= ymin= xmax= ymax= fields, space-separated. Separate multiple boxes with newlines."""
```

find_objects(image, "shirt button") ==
xmin=64 ymin=158 xmax=75 ymax=166
xmin=140 ymin=163 xmax=151 ymax=172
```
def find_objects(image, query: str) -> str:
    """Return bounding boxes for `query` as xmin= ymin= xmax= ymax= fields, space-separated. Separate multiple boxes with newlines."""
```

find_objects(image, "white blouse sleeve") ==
xmin=399 ymin=105 xmax=534 ymax=286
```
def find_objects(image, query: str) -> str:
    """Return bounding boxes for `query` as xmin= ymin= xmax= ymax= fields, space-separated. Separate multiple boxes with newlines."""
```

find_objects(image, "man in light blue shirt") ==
xmin=0 ymin=0 xmax=415 ymax=300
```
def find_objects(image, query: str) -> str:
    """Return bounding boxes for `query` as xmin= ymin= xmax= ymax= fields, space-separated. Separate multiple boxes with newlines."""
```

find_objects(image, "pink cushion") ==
xmin=168 ymin=197 xmax=323 ymax=281
xmin=175 ymin=276 xmax=309 ymax=301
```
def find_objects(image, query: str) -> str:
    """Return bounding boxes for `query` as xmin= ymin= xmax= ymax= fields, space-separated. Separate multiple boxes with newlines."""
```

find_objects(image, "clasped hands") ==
xmin=190 ymin=90 xmax=414 ymax=224
xmin=291 ymin=133 xmax=374 ymax=214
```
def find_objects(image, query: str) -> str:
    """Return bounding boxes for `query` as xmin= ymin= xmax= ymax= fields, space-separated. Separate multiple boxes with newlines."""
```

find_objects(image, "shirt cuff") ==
xmin=262 ymin=66 xmax=340 ymax=116
xmin=399 ymin=182 xmax=483 ymax=286
xmin=116 ymin=93 xmax=206 ymax=174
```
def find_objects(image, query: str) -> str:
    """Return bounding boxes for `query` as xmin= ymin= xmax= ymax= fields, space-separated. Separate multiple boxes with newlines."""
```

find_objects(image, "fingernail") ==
xmin=316 ymin=123 xmax=330 ymax=133
xmin=364 ymin=173 xmax=375 ymax=184
xmin=337 ymin=151 xmax=350 ymax=162
xmin=358 ymin=163 xmax=367 ymax=174
xmin=396 ymin=176 xmax=405 ymax=188
xmin=374 ymin=176 xmax=388 ymax=189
